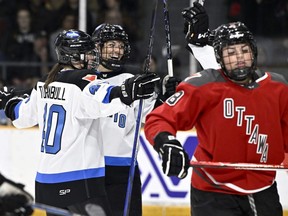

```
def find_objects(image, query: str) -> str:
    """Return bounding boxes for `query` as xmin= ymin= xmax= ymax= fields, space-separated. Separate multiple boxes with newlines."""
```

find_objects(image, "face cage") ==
xmin=69 ymin=51 xmax=98 ymax=70
xmin=99 ymin=42 xmax=129 ymax=71
xmin=217 ymin=43 xmax=256 ymax=81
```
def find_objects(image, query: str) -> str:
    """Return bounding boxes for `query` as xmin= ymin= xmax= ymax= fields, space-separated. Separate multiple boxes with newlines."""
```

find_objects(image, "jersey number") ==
xmin=113 ymin=113 xmax=126 ymax=128
xmin=41 ymin=104 xmax=66 ymax=154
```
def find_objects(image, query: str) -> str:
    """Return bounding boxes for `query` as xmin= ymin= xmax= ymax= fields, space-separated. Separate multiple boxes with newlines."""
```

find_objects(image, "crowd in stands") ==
xmin=226 ymin=0 xmax=288 ymax=37
xmin=0 ymin=0 xmax=142 ymax=91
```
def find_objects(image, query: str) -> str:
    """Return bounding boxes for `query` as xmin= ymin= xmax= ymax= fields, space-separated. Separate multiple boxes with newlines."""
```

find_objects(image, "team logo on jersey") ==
xmin=166 ymin=90 xmax=184 ymax=106
xmin=89 ymin=84 xmax=101 ymax=95
xmin=82 ymin=74 xmax=98 ymax=82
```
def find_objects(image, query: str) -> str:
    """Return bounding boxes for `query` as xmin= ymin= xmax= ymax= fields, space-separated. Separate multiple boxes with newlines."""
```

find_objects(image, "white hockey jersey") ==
xmin=99 ymin=73 xmax=157 ymax=166
xmin=11 ymin=69 xmax=127 ymax=184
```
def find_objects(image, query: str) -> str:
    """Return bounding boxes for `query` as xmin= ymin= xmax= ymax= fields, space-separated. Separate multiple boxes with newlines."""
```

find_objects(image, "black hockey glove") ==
xmin=158 ymin=75 xmax=181 ymax=103
xmin=0 ymin=87 xmax=15 ymax=110
xmin=4 ymin=94 xmax=29 ymax=121
xmin=182 ymin=2 xmax=209 ymax=46
xmin=111 ymin=73 xmax=160 ymax=106
xmin=0 ymin=174 xmax=33 ymax=216
xmin=154 ymin=132 xmax=190 ymax=179
xmin=0 ymin=86 xmax=32 ymax=110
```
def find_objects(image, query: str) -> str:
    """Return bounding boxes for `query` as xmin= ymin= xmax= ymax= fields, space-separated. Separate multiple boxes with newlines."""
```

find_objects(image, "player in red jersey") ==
xmin=144 ymin=11 xmax=286 ymax=216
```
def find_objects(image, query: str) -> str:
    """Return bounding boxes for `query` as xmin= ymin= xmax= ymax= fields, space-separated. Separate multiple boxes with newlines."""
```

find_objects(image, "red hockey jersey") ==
xmin=144 ymin=69 xmax=288 ymax=195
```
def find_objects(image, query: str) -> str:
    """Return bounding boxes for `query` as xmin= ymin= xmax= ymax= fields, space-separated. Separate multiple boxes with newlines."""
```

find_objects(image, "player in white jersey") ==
xmin=91 ymin=23 xmax=179 ymax=215
xmin=0 ymin=29 xmax=159 ymax=215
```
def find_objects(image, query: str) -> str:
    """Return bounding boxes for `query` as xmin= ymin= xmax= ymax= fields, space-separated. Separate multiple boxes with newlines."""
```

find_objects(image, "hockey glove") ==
xmin=0 ymin=174 xmax=33 ymax=216
xmin=182 ymin=2 xmax=209 ymax=46
xmin=4 ymin=94 xmax=29 ymax=121
xmin=111 ymin=73 xmax=160 ymax=106
xmin=0 ymin=87 xmax=14 ymax=110
xmin=158 ymin=75 xmax=181 ymax=103
xmin=154 ymin=132 xmax=190 ymax=179
xmin=0 ymin=86 xmax=32 ymax=110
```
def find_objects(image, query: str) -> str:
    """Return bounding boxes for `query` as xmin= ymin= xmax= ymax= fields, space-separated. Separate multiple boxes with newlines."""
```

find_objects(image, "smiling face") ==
xmin=222 ymin=43 xmax=253 ymax=72
xmin=101 ymin=40 xmax=125 ymax=62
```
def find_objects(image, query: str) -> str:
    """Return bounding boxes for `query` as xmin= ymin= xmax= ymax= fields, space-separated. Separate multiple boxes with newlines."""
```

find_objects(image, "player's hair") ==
xmin=91 ymin=23 xmax=130 ymax=71
xmin=212 ymin=22 xmax=257 ymax=81
xmin=44 ymin=63 xmax=63 ymax=88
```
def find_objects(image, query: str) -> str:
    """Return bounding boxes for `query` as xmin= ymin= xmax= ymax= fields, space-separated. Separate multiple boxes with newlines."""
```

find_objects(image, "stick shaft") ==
xmin=163 ymin=0 xmax=173 ymax=76
xmin=190 ymin=161 xmax=288 ymax=171
xmin=123 ymin=1 xmax=158 ymax=216
xmin=143 ymin=1 xmax=158 ymax=74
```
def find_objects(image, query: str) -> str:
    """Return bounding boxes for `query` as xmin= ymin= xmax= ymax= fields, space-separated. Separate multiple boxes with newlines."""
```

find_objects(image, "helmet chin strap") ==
xmin=100 ymin=58 xmax=123 ymax=71
xmin=225 ymin=67 xmax=254 ymax=82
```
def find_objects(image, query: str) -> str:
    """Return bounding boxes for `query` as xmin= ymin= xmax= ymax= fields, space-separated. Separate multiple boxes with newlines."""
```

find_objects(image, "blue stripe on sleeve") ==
xmin=102 ymin=85 xmax=115 ymax=104
xmin=14 ymin=100 xmax=23 ymax=120
xmin=35 ymin=167 xmax=105 ymax=183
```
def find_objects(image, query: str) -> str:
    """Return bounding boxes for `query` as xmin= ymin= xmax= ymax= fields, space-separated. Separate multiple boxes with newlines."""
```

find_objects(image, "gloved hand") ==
xmin=0 ymin=174 xmax=34 ymax=216
xmin=119 ymin=73 xmax=160 ymax=105
xmin=0 ymin=194 xmax=33 ymax=216
xmin=4 ymin=94 xmax=29 ymax=120
xmin=154 ymin=132 xmax=190 ymax=179
xmin=0 ymin=86 xmax=32 ymax=110
xmin=0 ymin=87 xmax=14 ymax=110
xmin=157 ymin=75 xmax=181 ymax=103
xmin=182 ymin=2 xmax=209 ymax=46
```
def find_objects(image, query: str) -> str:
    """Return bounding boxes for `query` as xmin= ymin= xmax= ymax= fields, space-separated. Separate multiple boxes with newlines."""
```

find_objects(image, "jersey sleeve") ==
xmin=144 ymin=81 xmax=206 ymax=145
xmin=188 ymin=44 xmax=220 ymax=70
xmin=75 ymin=79 xmax=126 ymax=119
xmin=12 ymin=89 xmax=38 ymax=128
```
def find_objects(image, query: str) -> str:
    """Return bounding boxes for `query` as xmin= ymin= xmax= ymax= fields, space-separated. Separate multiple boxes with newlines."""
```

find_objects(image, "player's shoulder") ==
xmin=183 ymin=68 xmax=225 ymax=87
xmin=57 ymin=69 xmax=99 ymax=90
xmin=267 ymin=71 xmax=288 ymax=84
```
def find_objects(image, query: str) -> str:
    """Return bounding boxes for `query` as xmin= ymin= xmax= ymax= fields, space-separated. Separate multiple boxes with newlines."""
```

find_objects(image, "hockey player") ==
xmin=91 ymin=23 xmax=179 ymax=215
xmin=144 ymin=20 xmax=287 ymax=216
xmin=0 ymin=29 xmax=159 ymax=215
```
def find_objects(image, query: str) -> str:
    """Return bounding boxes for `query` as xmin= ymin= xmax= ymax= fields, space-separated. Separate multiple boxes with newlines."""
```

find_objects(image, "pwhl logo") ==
xmin=139 ymin=134 xmax=197 ymax=200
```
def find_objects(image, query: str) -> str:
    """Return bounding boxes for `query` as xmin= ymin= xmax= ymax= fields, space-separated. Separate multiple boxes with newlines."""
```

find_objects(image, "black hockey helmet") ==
xmin=91 ymin=23 xmax=131 ymax=71
xmin=212 ymin=22 xmax=257 ymax=81
xmin=54 ymin=29 xmax=96 ymax=68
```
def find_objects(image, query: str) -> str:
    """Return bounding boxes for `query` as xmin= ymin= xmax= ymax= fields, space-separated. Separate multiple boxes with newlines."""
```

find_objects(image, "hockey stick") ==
xmin=163 ymin=0 xmax=173 ymax=76
xmin=31 ymin=203 xmax=76 ymax=216
xmin=190 ymin=161 xmax=288 ymax=171
xmin=123 ymin=1 xmax=158 ymax=216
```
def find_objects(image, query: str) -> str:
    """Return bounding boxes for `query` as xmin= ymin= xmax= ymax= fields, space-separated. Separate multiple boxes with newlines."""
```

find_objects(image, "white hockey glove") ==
xmin=0 ymin=174 xmax=33 ymax=216
xmin=154 ymin=132 xmax=190 ymax=179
